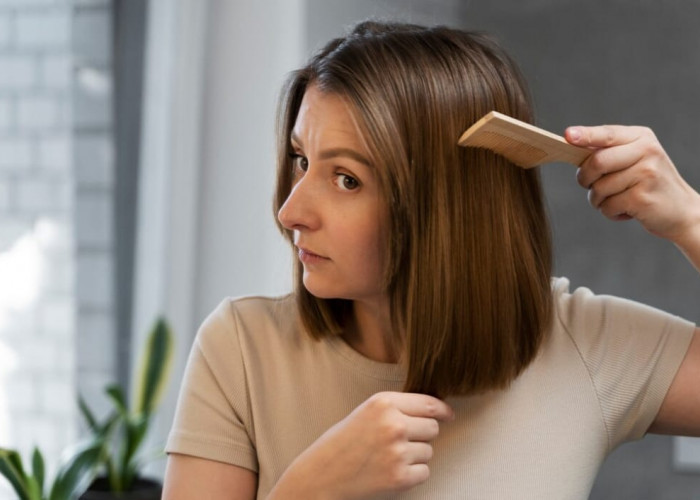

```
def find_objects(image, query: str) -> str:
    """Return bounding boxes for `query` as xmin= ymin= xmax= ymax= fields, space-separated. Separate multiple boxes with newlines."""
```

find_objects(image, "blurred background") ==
xmin=0 ymin=0 xmax=698 ymax=498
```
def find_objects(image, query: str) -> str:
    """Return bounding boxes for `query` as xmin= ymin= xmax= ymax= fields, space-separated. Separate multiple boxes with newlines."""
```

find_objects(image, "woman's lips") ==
xmin=297 ymin=247 xmax=329 ymax=264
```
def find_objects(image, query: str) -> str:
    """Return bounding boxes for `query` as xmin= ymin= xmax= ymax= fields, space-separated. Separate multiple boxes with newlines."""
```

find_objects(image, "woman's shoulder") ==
xmin=196 ymin=293 xmax=299 ymax=351
xmin=549 ymin=276 xmax=694 ymax=346
xmin=547 ymin=281 xmax=695 ymax=448
xmin=550 ymin=276 xmax=605 ymax=329
xmin=551 ymin=276 xmax=651 ymax=332
xmin=551 ymin=276 xmax=677 ymax=317
xmin=225 ymin=293 xmax=297 ymax=323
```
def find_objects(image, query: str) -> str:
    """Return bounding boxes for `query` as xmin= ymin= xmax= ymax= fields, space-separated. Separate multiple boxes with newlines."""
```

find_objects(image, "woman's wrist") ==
xmin=672 ymin=190 xmax=700 ymax=272
xmin=267 ymin=461 xmax=339 ymax=500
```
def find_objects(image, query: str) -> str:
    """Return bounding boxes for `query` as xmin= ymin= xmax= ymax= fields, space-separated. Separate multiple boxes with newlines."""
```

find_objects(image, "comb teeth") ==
xmin=457 ymin=111 xmax=591 ymax=168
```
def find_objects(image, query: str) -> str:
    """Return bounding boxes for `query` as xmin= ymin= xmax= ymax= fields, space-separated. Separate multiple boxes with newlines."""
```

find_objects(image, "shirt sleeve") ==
xmin=165 ymin=299 xmax=258 ymax=472
xmin=554 ymin=278 xmax=696 ymax=451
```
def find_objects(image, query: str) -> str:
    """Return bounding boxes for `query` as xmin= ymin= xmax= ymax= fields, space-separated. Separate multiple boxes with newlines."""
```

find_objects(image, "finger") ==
xmin=389 ymin=393 xmax=455 ymax=421
xmin=597 ymin=188 xmax=640 ymax=221
xmin=405 ymin=417 xmax=440 ymax=442
xmin=576 ymin=141 xmax=645 ymax=189
xmin=586 ymin=162 xmax=640 ymax=209
xmin=566 ymin=125 xmax=646 ymax=149
xmin=404 ymin=442 xmax=434 ymax=464
xmin=396 ymin=464 xmax=430 ymax=491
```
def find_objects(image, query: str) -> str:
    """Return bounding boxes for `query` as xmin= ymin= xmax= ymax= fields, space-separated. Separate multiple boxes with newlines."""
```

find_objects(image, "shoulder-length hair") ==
xmin=273 ymin=21 xmax=552 ymax=397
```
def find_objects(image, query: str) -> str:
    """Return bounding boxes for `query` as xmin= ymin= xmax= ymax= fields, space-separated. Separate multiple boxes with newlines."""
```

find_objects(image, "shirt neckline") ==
xmin=325 ymin=334 xmax=406 ymax=382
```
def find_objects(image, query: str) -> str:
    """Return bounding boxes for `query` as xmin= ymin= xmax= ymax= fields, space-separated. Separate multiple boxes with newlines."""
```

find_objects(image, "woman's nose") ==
xmin=277 ymin=178 xmax=320 ymax=231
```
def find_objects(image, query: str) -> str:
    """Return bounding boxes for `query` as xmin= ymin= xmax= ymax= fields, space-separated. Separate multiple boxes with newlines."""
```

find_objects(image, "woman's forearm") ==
xmin=673 ymin=192 xmax=700 ymax=273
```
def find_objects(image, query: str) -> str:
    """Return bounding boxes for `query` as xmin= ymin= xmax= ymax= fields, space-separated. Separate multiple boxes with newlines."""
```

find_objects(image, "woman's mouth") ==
xmin=297 ymin=247 xmax=329 ymax=264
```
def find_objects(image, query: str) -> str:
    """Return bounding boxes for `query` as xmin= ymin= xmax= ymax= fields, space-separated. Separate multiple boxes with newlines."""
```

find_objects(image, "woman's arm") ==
xmin=162 ymin=454 xmax=257 ymax=500
xmin=566 ymin=124 xmax=700 ymax=436
xmin=674 ymin=218 xmax=700 ymax=273
xmin=162 ymin=392 xmax=453 ymax=500
xmin=268 ymin=392 xmax=454 ymax=499
xmin=649 ymin=329 xmax=700 ymax=435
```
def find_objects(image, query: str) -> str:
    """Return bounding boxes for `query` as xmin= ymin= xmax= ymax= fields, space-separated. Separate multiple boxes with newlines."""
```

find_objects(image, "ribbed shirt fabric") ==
xmin=165 ymin=277 xmax=695 ymax=499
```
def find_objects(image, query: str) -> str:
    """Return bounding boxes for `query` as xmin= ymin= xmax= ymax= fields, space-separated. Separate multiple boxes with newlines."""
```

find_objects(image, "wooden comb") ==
xmin=457 ymin=111 xmax=591 ymax=168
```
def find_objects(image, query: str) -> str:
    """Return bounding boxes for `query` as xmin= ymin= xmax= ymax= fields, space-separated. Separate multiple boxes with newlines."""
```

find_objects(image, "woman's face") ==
xmin=277 ymin=85 xmax=387 ymax=304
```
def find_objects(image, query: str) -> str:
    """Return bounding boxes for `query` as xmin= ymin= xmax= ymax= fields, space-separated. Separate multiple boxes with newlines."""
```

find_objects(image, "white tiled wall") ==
xmin=72 ymin=0 xmax=114 ymax=431
xmin=15 ymin=9 xmax=70 ymax=48
xmin=0 ymin=0 xmax=114 ymax=497
xmin=0 ymin=55 xmax=37 ymax=89
xmin=0 ymin=138 xmax=32 ymax=168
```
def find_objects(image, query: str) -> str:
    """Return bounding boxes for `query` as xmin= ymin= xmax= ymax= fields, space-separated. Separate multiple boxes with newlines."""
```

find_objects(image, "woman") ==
xmin=163 ymin=21 xmax=700 ymax=499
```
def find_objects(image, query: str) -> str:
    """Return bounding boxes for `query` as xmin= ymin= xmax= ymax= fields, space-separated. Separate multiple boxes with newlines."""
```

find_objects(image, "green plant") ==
xmin=0 ymin=318 xmax=173 ymax=498
xmin=78 ymin=317 xmax=174 ymax=493
xmin=0 ymin=440 xmax=103 ymax=500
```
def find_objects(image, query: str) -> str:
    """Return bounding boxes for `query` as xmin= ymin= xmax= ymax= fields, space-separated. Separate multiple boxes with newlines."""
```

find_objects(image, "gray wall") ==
xmin=307 ymin=1 xmax=700 ymax=498
xmin=458 ymin=4 xmax=700 ymax=498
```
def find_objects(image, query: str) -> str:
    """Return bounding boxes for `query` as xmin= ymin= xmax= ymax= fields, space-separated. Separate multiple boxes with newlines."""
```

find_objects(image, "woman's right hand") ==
xmin=268 ymin=391 xmax=454 ymax=500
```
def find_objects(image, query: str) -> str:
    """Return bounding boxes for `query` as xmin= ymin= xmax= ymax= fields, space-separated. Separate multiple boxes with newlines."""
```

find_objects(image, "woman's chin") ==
xmin=302 ymin=280 xmax=338 ymax=299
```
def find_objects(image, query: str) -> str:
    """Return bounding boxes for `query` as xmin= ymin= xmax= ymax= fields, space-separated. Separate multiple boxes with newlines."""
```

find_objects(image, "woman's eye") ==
xmin=290 ymin=153 xmax=308 ymax=173
xmin=335 ymin=173 xmax=360 ymax=191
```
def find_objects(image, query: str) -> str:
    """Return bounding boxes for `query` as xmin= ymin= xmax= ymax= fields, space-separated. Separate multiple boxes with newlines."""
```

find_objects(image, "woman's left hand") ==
xmin=565 ymin=125 xmax=700 ymax=248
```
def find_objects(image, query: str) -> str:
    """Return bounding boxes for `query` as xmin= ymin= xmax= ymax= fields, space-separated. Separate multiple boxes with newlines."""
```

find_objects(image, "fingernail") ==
xmin=568 ymin=127 xmax=581 ymax=143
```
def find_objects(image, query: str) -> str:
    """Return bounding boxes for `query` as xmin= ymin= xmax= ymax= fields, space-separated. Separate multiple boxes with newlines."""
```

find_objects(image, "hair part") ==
xmin=274 ymin=21 xmax=553 ymax=398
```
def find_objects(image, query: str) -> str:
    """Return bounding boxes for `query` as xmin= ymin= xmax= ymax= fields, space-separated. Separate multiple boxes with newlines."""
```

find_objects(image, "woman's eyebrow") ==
xmin=290 ymin=132 xmax=372 ymax=167
xmin=319 ymin=147 xmax=372 ymax=167
xmin=290 ymin=132 xmax=303 ymax=148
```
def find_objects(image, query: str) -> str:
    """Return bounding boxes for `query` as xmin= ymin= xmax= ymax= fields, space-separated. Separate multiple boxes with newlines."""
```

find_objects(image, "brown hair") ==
xmin=273 ymin=21 xmax=552 ymax=397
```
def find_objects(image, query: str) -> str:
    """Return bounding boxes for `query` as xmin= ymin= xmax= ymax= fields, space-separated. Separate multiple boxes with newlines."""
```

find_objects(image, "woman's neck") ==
xmin=343 ymin=298 xmax=398 ymax=363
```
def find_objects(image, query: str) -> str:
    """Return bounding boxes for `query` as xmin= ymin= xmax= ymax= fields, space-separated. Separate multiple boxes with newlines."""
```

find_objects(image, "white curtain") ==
xmin=132 ymin=0 xmax=302 ymax=478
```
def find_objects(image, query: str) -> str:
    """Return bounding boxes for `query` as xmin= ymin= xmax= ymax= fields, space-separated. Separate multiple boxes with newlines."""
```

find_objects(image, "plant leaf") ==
xmin=123 ymin=461 xmax=139 ymax=494
xmin=48 ymin=439 xmax=103 ymax=500
xmin=6 ymin=449 xmax=26 ymax=480
xmin=77 ymin=395 xmax=99 ymax=432
xmin=95 ymin=411 xmax=120 ymax=440
xmin=119 ymin=415 xmax=149 ymax=491
xmin=133 ymin=317 xmax=174 ymax=415
xmin=105 ymin=385 xmax=129 ymax=417
xmin=106 ymin=456 xmax=121 ymax=493
xmin=26 ymin=476 xmax=41 ymax=500
xmin=0 ymin=448 xmax=31 ymax=500
xmin=31 ymin=448 xmax=44 ymax=497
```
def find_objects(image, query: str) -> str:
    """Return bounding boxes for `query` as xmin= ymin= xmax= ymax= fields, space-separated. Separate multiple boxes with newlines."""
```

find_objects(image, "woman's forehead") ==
xmin=292 ymin=86 xmax=370 ymax=150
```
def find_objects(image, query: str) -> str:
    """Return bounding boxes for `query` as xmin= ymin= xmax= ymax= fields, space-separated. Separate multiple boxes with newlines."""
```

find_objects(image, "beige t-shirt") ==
xmin=166 ymin=278 xmax=695 ymax=499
